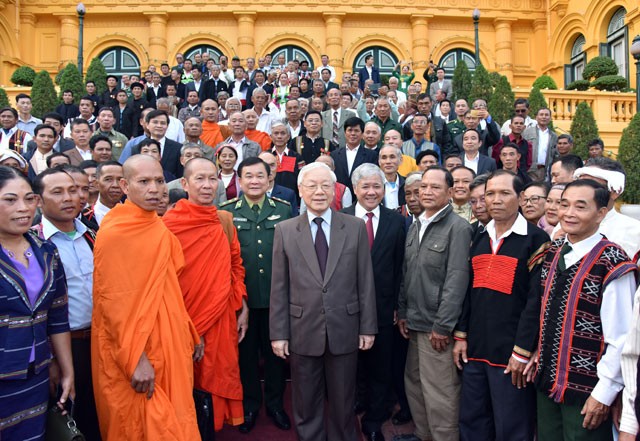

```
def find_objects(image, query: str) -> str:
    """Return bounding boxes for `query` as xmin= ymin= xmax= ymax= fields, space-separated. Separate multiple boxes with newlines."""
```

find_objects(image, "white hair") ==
xmin=351 ymin=163 xmax=385 ymax=189
xmin=404 ymin=171 xmax=424 ymax=187
xmin=297 ymin=162 xmax=337 ymax=186
xmin=364 ymin=121 xmax=381 ymax=134
xmin=270 ymin=120 xmax=287 ymax=131
xmin=251 ymin=87 xmax=267 ymax=98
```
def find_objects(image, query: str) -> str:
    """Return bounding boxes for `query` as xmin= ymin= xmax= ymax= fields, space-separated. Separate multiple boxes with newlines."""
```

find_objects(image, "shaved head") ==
xmin=183 ymin=157 xmax=217 ymax=179
xmin=123 ymin=154 xmax=162 ymax=180
xmin=201 ymin=99 xmax=217 ymax=108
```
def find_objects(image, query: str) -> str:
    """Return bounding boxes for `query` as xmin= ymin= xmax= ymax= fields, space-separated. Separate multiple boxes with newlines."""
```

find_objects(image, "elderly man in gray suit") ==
xmin=270 ymin=162 xmax=377 ymax=441
xmin=523 ymin=107 xmax=557 ymax=182
xmin=322 ymin=88 xmax=357 ymax=147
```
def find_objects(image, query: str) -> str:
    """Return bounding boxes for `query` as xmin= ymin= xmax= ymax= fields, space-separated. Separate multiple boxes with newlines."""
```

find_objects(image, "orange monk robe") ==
xmin=245 ymin=129 xmax=272 ymax=151
xmin=200 ymin=120 xmax=224 ymax=149
xmin=91 ymin=200 xmax=201 ymax=441
xmin=162 ymin=199 xmax=247 ymax=431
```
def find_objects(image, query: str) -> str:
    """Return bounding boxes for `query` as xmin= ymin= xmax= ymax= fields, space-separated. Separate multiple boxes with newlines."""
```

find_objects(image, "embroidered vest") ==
xmin=536 ymin=238 xmax=637 ymax=405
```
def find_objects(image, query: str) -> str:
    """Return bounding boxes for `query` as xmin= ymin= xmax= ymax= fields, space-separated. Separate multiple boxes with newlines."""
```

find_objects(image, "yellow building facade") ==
xmin=0 ymin=0 xmax=639 ymax=90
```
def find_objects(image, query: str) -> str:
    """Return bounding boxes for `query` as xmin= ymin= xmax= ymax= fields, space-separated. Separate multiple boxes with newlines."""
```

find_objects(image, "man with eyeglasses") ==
xmin=500 ymin=98 xmax=537 ymax=136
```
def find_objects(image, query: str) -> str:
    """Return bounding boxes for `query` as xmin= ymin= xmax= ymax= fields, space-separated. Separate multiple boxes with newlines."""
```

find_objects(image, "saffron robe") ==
xmin=245 ymin=129 xmax=272 ymax=151
xmin=200 ymin=120 xmax=225 ymax=149
xmin=163 ymin=200 xmax=247 ymax=430
xmin=91 ymin=200 xmax=200 ymax=441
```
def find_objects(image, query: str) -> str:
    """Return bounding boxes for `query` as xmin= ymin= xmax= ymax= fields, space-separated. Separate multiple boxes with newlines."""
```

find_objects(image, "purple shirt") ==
xmin=5 ymin=247 xmax=44 ymax=362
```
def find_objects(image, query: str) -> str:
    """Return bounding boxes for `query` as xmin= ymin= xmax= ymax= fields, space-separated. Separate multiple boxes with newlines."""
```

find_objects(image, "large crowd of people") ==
xmin=1 ymin=50 xmax=640 ymax=441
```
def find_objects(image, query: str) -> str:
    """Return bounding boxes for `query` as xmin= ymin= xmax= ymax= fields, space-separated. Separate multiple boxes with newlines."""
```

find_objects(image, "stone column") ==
xmin=323 ymin=13 xmax=345 ymax=76
xmin=19 ymin=12 xmax=37 ymax=65
xmin=56 ymin=13 xmax=79 ymax=66
xmin=234 ymin=12 xmax=256 ymax=61
xmin=411 ymin=14 xmax=432 ymax=80
xmin=494 ymin=18 xmax=517 ymax=82
xmin=145 ymin=12 xmax=168 ymax=65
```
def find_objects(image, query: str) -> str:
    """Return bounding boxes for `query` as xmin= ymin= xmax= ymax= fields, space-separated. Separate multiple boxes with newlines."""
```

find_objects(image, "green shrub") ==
xmin=569 ymin=102 xmax=599 ymax=159
xmin=85 ymin=57 xmax=108 ymax=95
xmin=31 ymin=70 xmax=58 ymax=118
xmin=451 ymin=61 xmax=472 ymax=102
xmin=0 ymin=88 xmax=9 ymax=107
xmin=488 ymin=75 xmax=514 ymax=127
xmin=617 ymin=113 xmax=640 ymax=203
xmin=590 ymin=75 xmax=628 ymax=91
xmin=488 ymin=71 xmax=502 ymax=88
xmin=528 ymin=86 xmax=548 ymax=118
xmin=566 ymin=80 xmax=591 ymax=91
xmin=582 ymin=56 xmax=618 ymax=81
xmin=532 ymin=75 xmax=558 ymax=90
xmin=57 ymin=63 xmax=84 ymax=104
xmin=468 ymin=63 xmax=493 ymax=105
xmin=10 ymin=66 xmax=37 ymax=86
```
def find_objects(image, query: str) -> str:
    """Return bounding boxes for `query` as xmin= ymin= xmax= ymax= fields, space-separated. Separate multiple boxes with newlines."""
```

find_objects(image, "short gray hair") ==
xmin=180 ymin=142 xmax=204 ymax=155
xmin=225 ymin=97 xmax=241 ymax=110
xmin=404 ymin=171 xmax=423 ymax=187
xmin=251 ymin=87 xmax=267 ymax=98
xmin=378 ymin=144 xmax=402 ymax=158
xmin=297 ymin=162 xmax=337 ymax=186
xmin=364 ymin=121 xmax=381 ymax=134
xmin=271 ymin=120 xmax=287 ymax=131
xmin=351 ymin=163 xmax=385 ymax=189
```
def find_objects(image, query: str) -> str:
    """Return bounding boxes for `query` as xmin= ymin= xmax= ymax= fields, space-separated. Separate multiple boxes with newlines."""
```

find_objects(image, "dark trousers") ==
xmin=536 ymin=390 xmax=612 ymax=441
xmin=239 ymin=308 xmax=286 ymax=414
xmin=358 ymin=325 xmax=393 ymax=433
xmin=391 ymin=325 xmax=411 ymax=413
xmin=71 ymin=337 xmax=102 ymax=441
xmin=459 ymin=360 xmax=535 ymax=441
xmin=290 ymin=349 xmax=358 ymax=441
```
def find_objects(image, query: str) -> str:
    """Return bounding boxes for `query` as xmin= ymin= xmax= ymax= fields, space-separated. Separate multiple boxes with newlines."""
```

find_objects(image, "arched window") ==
xmin=438 ymin=49 xmax=477 ymax=79
xmin=185 ymin=45 xmax=224 ymax=64
xmin=99 ymin=47 xmax=141 ymax=77
xmin=270 ymin=46 xmax=314 ymax=69
xmin=352 ymin=47 xmax=398 ymax=77
xmin=565 ymin=35 xmax=587 ymax=86
xmin=606 ymin=8 xmax=628 ymax=79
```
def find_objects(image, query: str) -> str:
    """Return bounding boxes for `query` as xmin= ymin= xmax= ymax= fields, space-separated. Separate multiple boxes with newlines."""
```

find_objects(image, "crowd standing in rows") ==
xmin=1 ymin=50 xmax=640 ymax=441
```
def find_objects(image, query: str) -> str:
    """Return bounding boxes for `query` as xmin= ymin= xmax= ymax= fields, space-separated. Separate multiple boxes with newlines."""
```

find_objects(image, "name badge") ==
xmin=233 ymin=217 xmax=248 ymax=222
xmin=267 ymin=215 xmax=281 ymax=221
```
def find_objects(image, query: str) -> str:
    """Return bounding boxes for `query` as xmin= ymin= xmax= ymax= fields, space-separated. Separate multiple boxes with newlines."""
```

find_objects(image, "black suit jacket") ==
xmin=358 ymin=66 xmax=381 ymax=91
xmin=132 ymin=138 xmax=183 ymax=178
xmin=270 ymin=184 xmax=299 ymax=217
xmin=341 ymin=204 xmax=406 ymax=327
xmin=454 ymin=122 xmax=501 ymax=157
xmin=331 ymin=147 xmax=379 ymax=194
xmin=146 ymin=86 xmax=166 ymax=108
xmin=229 ymin=80 xmax=249 ymax=104
xmin=201 ymin=78 xmax=229 ymax=101
xmin=184 ymin=81 xmax=205 ymax=103
xmin=114 ymin=105 xmax=136 ymax=139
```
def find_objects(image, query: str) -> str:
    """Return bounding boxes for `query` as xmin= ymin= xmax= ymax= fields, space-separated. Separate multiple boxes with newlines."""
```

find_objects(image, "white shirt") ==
xmin=232 ymin=79 xmax=247 ymax=100
xmin=308 ymin=208 xmax=332 ymax=245
xmin=287 ymin=122 xmax=302 ymax=138
xmin=0 ymin=126 xmax=32 ymax=152
xmin=384 ymin=174 xmax=400 ymax=210
xmin=485 ymin=213 xmax=528 ymax=253
xmin=31 ymin=150 xmax=52 ymax=175
xmin=76 ymin=146 xmax=92 ymax=161
xmin=166 ymin=116 xmax=185 ymax=143
xmin=561 ymin=232 xmax=637 ymax=406
xmin=41 ymin=217 xmax=94 ymax=330
xmin=255 ymin=107 xmax=280 ymax=134
xmin=537 ymin=127 xmax=550 ymax=165
xmin=345 ymin=145 xmax=359 ymax=175
xmin=321 ymin=64 xmax=336 ymax=82
xmin=355 ymin=203 xmax=380 ymax=238
xmin=464 ymin=152 xmax=480 ymax=174
xmin=93 ymin=196 xmax=115 ymax=225
xmin=419 ymin=204 xmax=449 ymax=242
xmin=621 ymin=287 xmax=640 ymax=434
xmin=599 ymin=208 xmax=640 ymax=260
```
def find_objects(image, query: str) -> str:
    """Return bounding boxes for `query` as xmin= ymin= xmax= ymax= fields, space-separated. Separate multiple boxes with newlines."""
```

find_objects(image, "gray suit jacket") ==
xmin=523 ymin=125 xmax=558 ymax=179
xmin=321 ymin=108 xmax=356 ymax=148
xmin=270 ymin=210 xmax=377 ymax=356
xmin=214 ymin=138 xmax=261 ymax=160
xmin=429 ymin=79 xmax=453 ymax=102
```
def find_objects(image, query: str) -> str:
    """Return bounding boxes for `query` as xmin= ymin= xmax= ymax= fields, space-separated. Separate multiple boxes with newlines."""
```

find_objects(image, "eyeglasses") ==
xmin=515 ymin=109 xmax=527 ymax=113
xmin=522 ymin=195 xmax=546 ymax=205
xmin=302 ymin=183 xmax=333 ymax=192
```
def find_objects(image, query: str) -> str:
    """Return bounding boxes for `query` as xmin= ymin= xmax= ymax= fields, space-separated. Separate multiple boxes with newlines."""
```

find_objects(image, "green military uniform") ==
xmin=219 ymin=194 xmax=291 ymax=415
xmin=447 ymin=118 xmax=466 ymax=140
xmin=93 ymin=128 xmax=128 ymax=161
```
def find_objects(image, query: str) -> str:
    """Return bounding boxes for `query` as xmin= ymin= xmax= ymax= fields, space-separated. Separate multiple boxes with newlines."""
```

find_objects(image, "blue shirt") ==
xmin=118 ymin=134 xmax=147 ymax=163
xmin=307 ymin=208 xmax=332 ymax=246
xmin=42 ymin=217 xmax=94 ymax=330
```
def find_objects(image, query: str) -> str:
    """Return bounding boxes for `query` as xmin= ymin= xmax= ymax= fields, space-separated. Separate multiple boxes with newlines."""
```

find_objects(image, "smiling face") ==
xmin=558 ymin=185 xmax=607 ymax=243
xmin=299 ymin=166 xmax=335 ymax=216
xmin=239 ymin=162 xmax=270 ymax=200
xmin=420 ymin=168 xmax=452 ymax=216
xmin=451 ymin=167 xmax=474 ymax=205
xmin=520 ymin=185 xmax=547 ymax=224
xmin=354 ymin=175 xmax=384 ymax=211
xmin=0 ymin=177 xmax=38 ymax=237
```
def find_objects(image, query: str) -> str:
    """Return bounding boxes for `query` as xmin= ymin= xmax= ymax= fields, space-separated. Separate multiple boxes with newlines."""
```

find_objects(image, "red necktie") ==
xmin=366 ymin=212 xmax=374 ymax=250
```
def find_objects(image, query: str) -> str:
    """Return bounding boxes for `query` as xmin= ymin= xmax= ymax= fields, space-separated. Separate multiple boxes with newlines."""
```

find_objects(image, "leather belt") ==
xmin=70 ymin=328 xmax=91 ymax=339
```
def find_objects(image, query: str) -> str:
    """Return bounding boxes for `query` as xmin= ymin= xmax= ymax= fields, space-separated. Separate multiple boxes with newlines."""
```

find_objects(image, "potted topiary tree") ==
xmin=451 ymin=61 xmax=472 ymax=102
xmin=569 ymin=102 xmax=599 ymax=159
xmin=31 ymin=70 xmax=58 ymax=119
xmin=617 ymin=113 xmax=640 ymax=219
xmin=85 ymin=57 xmax=108 ymax=95
xmin=57 ymin=63 xmax=85 ymax=104
xmin=532 ymin=75 xmax=558 ymax=90
xmin=10 ymin=66 xmax=37 ymax=87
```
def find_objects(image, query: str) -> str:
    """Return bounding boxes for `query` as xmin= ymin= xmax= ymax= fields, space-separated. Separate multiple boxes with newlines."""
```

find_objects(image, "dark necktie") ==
xmin=252 ymin=203 xmax=260 ymax=218
xmin=313 ymin=217 xmax=328 ymax=277
xmin=366 ymin=212 xmax=374 ymax=250
xmin=332 ymin=111 xmax=339 ymax=145
xmin=557 ymin=242 xmax=572 ymax=272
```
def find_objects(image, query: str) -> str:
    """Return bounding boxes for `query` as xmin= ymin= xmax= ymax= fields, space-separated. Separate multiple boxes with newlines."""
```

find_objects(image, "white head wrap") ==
xmin=573 ymin=166 xmax=625 ymax=194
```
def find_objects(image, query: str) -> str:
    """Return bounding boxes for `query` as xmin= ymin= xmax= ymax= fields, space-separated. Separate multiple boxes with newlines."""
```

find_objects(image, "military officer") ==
xmin=219 ymin=156 xmax=293 ymax=434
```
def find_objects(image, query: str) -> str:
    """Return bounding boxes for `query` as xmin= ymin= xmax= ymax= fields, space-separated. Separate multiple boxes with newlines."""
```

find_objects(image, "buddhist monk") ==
xmin=91 ymin=154 xmax=200 ymax=441
xmin=163 ymin=157 xmax=249 ymax=431
xmin=201 ymin=99 xmax=227 ymax=148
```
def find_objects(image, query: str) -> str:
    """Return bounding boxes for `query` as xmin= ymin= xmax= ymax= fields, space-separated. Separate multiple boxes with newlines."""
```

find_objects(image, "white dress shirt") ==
xmin=485 ymin=213 xmax=529 ymax=253
xmin=308 ymin=208 xmax=332 ymax=245
xmin=419 ymin=204 xmax=449 ymax=242
xmin=166 ymin=116 xmax=185 ymax=143
xmin=464 ymin=152 xmax=480 ymax=174
xmin=599 ymin=208 xmax=640 ymax=259
xmin=384 ymin=174 xmax=400 ymax=210
xmin=76 ymin=146 xmax=92 ymax=161
xmin=355 ymin=203 xmax=380 ymax=238
xmin=536 ymin=127 xmax=550 ymax=165
xmin=93 ymin=197 xmax=114 ymax=225
xmin=621 ymin=286 xmax=640 ymax=435
xmin=345 ymin=145 xmax=359 ymax=175
xmin=561 ymin=232 xmax=637 ymax=406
